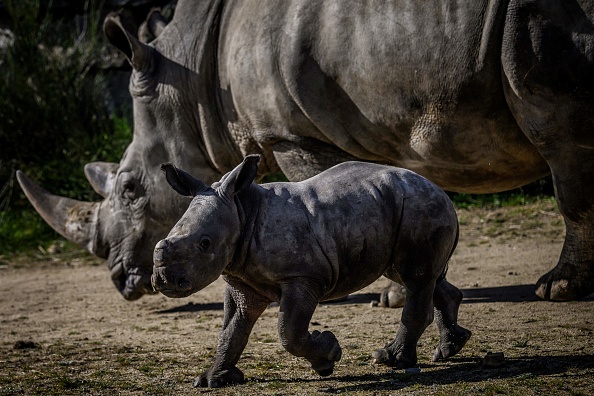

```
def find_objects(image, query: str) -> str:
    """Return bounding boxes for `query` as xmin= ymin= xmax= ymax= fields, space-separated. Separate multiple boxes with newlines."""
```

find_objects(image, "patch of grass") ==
xmin=56 ymin=375 xmax=86 ymax=390
xmin=449 ymin=178 xmax=554 ymax=209
xmin=513 ymin=340 xmax=530 ymax=348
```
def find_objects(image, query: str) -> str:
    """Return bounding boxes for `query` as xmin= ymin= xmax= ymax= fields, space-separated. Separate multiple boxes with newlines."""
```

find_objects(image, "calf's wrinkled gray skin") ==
xmin=153 ymin=155 xmax=471 ymax=388
xmin=17 ymin=0 xmax=594 ymax=302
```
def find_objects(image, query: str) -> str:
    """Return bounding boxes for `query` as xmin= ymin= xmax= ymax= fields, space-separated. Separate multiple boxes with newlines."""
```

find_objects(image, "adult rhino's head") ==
xmin=16 ymin=154 xmax=193 ymax=300
xmin=152 ymin=155 xmax=260 ymax=298
xmin=17 ymin=7 xmax=228 ymax=300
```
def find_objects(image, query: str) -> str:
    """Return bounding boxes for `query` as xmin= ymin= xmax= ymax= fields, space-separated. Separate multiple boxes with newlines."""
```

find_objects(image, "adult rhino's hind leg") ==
xmin=432 ymin=278 xmax=471 ymax=361
xmin=502 ymin=0 xmax=594 ymax=301
xmin=534 ymin=198 xmax=594 ymax=301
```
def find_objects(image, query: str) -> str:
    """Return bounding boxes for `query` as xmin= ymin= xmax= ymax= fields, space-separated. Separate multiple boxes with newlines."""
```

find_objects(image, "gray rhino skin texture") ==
xmin=153 ymin=155 xmax=471 ymax=387
xmin=17 ymin=0 xmax=594 ymax=302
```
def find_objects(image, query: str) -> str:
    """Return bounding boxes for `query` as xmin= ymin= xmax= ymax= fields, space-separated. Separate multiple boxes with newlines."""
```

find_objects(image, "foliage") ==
xmin=449 ymin=177 xmax=555 ymax=209
xmin=0 ymin=0 xmax=132 ymax=253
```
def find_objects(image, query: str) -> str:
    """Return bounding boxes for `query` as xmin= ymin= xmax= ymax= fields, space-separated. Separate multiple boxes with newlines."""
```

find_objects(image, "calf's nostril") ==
xmin=176 ymin=276 xmax=192 ymax=291
xmin=153 ymin=240 xmax=171 ymax=267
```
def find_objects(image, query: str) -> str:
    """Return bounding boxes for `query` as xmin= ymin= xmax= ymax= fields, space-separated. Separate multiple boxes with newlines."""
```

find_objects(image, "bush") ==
xmin=0 ymin=0 xmax=132 ymax=253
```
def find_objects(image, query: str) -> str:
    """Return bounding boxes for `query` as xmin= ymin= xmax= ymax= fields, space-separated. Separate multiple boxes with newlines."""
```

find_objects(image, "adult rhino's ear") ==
xmin=138 ymin=8 xmax=168 ymax=44
xmin=160 ymin=163 xmax=209 ymax=197
xmin=218 ymin=155 xmax=260 ymax=199
xmin=104 ymin=12 xmax=153 ymax=72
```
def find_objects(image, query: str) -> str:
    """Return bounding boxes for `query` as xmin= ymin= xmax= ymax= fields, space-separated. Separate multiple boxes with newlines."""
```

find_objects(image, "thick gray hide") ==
xmin=17 ymin=0 xmax=594 ymax=302
xmin=153 ymin=156 xmax=471 ymax=388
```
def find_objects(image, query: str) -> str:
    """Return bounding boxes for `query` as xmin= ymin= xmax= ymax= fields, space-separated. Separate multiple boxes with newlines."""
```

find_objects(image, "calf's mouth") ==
xmin=151 ymin=266 xmax=193 ymax=298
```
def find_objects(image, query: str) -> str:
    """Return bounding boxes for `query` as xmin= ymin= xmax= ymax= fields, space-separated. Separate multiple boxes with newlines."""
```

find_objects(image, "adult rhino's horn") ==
xmin=84 ymin=162 xmax=119 ymax=198
xmin=104 ymin=12 xmax=153 ymax=72
xmin=16 ymin=171 xmax=99 ymax=254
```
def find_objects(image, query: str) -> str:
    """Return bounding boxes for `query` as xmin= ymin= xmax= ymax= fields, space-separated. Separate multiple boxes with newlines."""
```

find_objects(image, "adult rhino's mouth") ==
xmin=110 ymin=260 xmax=156 ymax=301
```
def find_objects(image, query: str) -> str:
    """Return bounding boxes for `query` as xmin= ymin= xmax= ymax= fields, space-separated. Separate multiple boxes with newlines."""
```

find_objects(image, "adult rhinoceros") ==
xmin=17 ymin=0 xmax=594 ymax=302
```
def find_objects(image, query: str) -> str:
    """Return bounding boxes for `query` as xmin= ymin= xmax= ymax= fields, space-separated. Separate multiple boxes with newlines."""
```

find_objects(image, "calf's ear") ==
xmin=218 ymin=155 xmax=260 ymax=199
xmin=160 ymin=163 xmax=209 ymax=197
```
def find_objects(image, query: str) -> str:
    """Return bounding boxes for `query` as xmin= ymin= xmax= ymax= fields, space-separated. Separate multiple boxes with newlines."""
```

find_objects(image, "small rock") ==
xmin=14 ymin=340 xmax=40 ymax=350
xmin=483 ymin=351 xmax=505 ymax=368
xmin=405 ymin=367 xmax=421 ymax=374
xmin=370 ymin=300 xmax=379 ymax=308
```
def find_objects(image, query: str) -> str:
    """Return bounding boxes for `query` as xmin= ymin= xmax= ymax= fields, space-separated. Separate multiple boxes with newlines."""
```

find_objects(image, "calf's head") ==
xmin=153 ymin=155 xmax=260 ymax=298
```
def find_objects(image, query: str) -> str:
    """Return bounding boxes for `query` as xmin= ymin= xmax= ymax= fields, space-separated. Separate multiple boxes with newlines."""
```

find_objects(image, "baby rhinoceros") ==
xmin=152 ymin=155 xmax=471 ymax=388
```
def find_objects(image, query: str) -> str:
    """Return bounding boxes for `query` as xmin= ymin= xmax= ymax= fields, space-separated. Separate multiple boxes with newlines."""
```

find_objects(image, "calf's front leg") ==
xmin=278 ymin=282 xmax=342 ymax=376
xmin=195 ymin=281 xmax=270 ymax=388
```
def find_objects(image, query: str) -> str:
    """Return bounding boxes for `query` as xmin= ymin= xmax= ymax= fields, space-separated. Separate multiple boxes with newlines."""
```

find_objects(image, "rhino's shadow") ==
xmin=155 ymin=285 xmax=592 ymax=314
xmin=461 ymin=284 xmax=540 ymax=303
xmin=461 ymin=284 xmax=594 ymax=303
xmin=248 ymin=354 xmax=594 ymax=392
xmin=156 ymin=302 xmax=224 ymax=313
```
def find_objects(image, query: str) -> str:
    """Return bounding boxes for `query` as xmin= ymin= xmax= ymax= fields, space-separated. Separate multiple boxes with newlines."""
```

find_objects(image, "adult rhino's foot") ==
xmin=379 ymin=281 xmax=407 ymax=308
xmin=309 ymin=330 xmax=342 ymax=376
xmin=433 ymin=325 xmax=472 ymax=362
xmin=193 ymin=366 xmax=244 ymax=388
xmin=535 ymin=261 xmax=594 ymax=301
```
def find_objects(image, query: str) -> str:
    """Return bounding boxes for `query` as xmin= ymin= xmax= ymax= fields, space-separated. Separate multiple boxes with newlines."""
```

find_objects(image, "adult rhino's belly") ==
xmin=381 ymin=114 xmax=549 ymax=194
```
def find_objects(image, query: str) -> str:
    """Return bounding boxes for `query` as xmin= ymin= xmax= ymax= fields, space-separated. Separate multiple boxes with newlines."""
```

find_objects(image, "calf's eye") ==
xmin=199 ymin=238 xmax=211 ymax=252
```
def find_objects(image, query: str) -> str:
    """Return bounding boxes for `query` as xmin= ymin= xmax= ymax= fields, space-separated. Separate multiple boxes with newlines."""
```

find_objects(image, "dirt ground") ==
xmin=1 ymin=198 xmax=593 ymax=395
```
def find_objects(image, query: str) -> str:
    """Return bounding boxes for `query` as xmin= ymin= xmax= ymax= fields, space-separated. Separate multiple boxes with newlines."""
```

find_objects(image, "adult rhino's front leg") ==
xmin=195 ymin=281 xmax=270 ymax=388
xmin=278 ymin=282 xmax=342 ymax=376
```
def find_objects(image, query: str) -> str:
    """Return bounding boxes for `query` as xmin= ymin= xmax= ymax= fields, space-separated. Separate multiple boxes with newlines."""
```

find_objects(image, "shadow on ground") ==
xmin=155 ymin=285 xmax=594 ymax=314
xmin=248 ymin=354 xmax=594 ymax=393
xmin=156 ymin=301 xmax=224 ymax=313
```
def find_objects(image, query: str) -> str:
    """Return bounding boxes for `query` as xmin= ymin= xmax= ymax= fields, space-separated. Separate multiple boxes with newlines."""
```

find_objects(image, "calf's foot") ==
xmin=194 ymin=366 xmax=244 ymax=388
xmin=433 ymin=324 xmax=472 ymax=361
xmin=308 ymin=330 xmax=342 ymax=376
xmin=371 ymin=341 xmax=417 ymax=369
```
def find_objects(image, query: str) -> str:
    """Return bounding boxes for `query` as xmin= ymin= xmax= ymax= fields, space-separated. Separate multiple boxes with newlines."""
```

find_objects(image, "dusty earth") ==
xmin=1 ymin=198 xmax=593 ymax=395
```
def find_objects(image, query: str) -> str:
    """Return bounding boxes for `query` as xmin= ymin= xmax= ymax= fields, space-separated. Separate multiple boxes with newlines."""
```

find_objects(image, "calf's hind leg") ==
xmin=432 ymin=278 xmax=471 ymax=361
xmin=372 ymin=280 xmax=435 ymax=368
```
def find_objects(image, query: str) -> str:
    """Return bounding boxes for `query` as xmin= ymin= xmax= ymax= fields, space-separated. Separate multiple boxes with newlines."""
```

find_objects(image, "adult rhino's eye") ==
xmin=199 ymin=238 xmax=211 ymax=252
xmin=122 ymin=181 xmax=136 ymax=201
xmin=122 ymin=182 xmax=134 ymax=199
